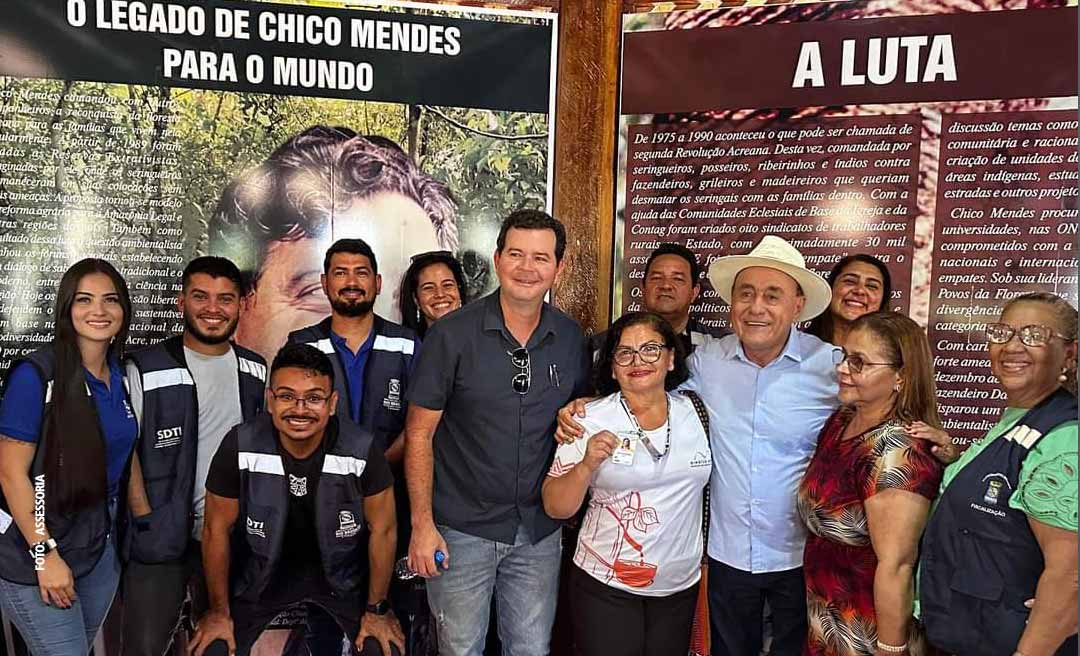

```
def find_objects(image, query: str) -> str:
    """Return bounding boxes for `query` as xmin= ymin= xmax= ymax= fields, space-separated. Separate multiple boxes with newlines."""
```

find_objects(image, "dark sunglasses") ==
xmin=509 ymin=347 xmax=530 ymax=395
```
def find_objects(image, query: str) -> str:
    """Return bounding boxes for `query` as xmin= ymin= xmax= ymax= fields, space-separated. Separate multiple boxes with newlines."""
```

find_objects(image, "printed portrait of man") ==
xmin=209 ymin=125 xmax=458 ymax=362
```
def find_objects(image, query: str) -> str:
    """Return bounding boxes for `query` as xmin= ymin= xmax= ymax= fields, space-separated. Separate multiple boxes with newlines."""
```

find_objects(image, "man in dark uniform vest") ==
xmin=188 ymin=344 xmax=402 ymax=656
xmin=286 ymin=238 xmax=417 ymax=466
xmin=284 ymin=238 xmax=420 ymax=641
xmin=591 ymin=243 xmax=729 ymax=358
xmin=122 ymin=256 xmax=266 ymax=656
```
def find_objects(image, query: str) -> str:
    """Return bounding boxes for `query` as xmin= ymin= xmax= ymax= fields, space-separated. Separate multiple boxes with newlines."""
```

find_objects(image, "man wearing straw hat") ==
xmin=692 ymin=235 xmax=837 ymax=656
xmin=558 ymin=235 xmax=839 ymax=656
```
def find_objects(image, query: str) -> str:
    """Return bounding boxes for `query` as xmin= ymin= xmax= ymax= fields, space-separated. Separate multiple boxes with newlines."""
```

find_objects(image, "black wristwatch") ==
xmin=29 ymin=537 xmax=57 ymax=559
xmin=365 ymin=599 xmax=391 ymax=615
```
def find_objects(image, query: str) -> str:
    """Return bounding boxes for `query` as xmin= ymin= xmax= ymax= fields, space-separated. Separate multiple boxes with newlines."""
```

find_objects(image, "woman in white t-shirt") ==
xmin=542 ymin=312 xmax=710 ymax=656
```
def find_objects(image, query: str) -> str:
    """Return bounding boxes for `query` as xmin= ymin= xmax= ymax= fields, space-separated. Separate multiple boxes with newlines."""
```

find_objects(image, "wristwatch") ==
xmin=365 ymin=599 xmax=391 ymax=615
xmin=29 ymin=537 xmax=57 ymax=559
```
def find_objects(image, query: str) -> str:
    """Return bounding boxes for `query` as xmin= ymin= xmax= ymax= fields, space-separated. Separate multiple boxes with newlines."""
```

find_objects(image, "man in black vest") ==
xmin=188 ymin=344 xmax=402 ymax=656
xmin=122 ymin=256 xmax=267 ymax=656
xmin=286 ymin=238 xmax=417 ymax=465
xmin=285 ymin=238 xmax=421 ymax=641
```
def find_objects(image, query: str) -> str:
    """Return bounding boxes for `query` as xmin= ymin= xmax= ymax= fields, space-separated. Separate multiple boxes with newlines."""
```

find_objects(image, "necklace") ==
xmin=619 ymin=392 xmax=671 ymax=461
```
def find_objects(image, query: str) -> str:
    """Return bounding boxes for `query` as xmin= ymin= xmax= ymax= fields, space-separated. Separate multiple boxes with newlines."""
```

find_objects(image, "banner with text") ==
xmin=0 ymin=0 xmax=555 ymax=370
xmin=616 ymin=2 xmax=1077 ymax=443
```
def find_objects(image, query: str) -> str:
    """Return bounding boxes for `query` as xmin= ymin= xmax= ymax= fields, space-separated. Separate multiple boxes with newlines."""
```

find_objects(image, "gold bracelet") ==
xmin=875 ymin=640 xmax=908 ymax=653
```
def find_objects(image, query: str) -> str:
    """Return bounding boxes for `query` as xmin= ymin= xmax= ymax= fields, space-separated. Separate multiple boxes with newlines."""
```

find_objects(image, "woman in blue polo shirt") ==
xmin=0 ymin=258 xmax=137 ymax=655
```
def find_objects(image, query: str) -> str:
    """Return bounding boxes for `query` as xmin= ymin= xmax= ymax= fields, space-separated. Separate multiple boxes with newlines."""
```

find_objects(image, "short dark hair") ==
xmin=399 ymin=251 xmax=469 ymax=338
xmin=324 ymin=238 xmax=378 ymax=275
xmin=209 ymin=126 xmax=456 ymax=290
xmin=645 ymin=243 xmax=702 ymax=285
xmin=270 ymin=343 xmax=335 ymax=388
xmin=593 ymin=312 xmax=689 ymax=395
xmin=182 ymin=256 xmax=246 ymax=295
xmin=496 ymin=209 xmax=567 ymax=262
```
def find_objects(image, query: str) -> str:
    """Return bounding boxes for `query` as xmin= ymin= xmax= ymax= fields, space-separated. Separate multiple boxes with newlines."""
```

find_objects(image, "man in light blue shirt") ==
xmin=693 ymin=235 xmax=837 ymax=656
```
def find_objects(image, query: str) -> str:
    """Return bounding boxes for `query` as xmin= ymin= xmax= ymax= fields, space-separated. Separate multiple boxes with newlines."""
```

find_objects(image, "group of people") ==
xmin=0 ymin=208 xmax=1074 ymax=656
xmin=555 ymin=237 xmax=1078 ymax=656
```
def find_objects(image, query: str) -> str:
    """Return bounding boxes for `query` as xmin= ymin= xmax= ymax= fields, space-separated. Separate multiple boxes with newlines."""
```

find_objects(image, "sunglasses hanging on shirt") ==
xmin=509 ymin=347 xmax=530 ymax=395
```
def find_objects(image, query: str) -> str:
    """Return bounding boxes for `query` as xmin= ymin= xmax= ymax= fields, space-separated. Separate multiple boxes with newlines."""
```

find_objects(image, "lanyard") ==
xmin=618 ymin=393 xmax=671 ymax=461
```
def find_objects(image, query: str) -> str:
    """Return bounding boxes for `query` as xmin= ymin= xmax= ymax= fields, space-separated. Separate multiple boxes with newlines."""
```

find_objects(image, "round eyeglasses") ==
xmin=612 ymin=342 xmax=668 ymax=367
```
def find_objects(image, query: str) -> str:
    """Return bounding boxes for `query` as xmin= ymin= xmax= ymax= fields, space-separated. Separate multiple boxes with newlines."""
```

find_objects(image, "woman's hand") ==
xmin=582 ymin=431 xmax=619 ymax=471
xmin=904 ymin=421 xmax=959 ymax=464
xmin=37 ymin=551 xmax=76 ymax=608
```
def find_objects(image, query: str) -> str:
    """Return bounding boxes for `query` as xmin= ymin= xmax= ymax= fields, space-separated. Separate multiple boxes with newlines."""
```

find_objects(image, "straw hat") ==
xmin=707 ymin=235 xmax=832 ymax=322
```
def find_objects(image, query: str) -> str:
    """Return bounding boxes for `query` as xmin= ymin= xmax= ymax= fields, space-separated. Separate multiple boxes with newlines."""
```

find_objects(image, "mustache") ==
xmin=282 ymin=414 xmax=317 ymax=422
xmin=338 ymin=287 xmax=365 ymax=295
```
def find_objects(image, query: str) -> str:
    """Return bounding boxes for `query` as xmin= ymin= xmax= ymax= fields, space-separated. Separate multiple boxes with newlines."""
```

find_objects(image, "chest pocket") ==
xmin=317 ymin=473 xmax=366 ymax=584
xmin=141 ymin=387 xmax=193 ymax=495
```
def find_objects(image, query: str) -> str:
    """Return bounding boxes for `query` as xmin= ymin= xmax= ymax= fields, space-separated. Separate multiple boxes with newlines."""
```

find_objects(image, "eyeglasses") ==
xmin=509 ymin=348 xmax=530 ymax=395
xmin=985 ymin=323 xmax=1073 ymax=347
xmin=270 ymin=390 xmax=330 ymax=409
xmin=612 ymin=342 xmax=668 ymax=367
xmin=833 ymin=347 xmax=899 ymax=374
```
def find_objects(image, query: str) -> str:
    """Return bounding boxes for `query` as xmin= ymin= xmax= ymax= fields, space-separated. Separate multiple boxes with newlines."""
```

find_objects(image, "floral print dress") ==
xmin=797 ymin=410 xmax=943 ymax=656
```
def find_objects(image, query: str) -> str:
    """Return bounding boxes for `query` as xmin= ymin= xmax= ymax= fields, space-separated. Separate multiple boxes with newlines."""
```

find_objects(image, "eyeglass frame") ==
xmin=509 ymin=347 xmax=530 ymax=395
xmin=832 ymin=347 xmax=900 ymax=375
xmin=612 ymin=342 xmax=670 ymax=367
xmin=269 ymin=389 xmax=332 ymax=409
xmin=985 ymin=322 xmax=1074 ymax=348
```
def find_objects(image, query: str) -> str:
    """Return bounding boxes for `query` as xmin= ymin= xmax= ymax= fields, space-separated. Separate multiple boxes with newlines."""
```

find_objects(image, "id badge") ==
xmin=612 ymin=431 xmax=637 ymax=466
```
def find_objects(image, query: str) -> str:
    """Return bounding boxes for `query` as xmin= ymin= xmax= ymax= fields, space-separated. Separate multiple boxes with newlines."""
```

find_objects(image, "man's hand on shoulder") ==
xmin=555 ymin=397 xmax=593 ymax=444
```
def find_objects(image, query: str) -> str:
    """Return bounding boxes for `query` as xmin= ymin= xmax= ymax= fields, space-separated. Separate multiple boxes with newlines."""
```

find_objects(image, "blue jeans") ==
xmin=0 ymin=538 xmax=120 ymax=656
xmin=425 ymin=524 xmax=561 ymax=656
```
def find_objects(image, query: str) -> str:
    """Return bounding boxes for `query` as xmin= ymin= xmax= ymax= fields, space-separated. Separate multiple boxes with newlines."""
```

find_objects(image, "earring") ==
xmin=1059 ymin=367 xmax=1069 ymax=384
xmin=894 ymin=382 xmax=901 ymax=393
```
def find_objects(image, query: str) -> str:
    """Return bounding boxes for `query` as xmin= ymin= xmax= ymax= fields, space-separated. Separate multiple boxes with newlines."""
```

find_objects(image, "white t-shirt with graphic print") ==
xmin=548 ymin=392 xmax=710 ymax=596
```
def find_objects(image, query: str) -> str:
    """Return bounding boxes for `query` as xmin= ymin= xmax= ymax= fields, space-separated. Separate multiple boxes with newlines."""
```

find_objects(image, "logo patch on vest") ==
xmin=246 ymin=516 xmax=266 ymax=538
xmin=336 ymin=510 xmax=360 ymax=538
xmin=383 ymin=378 xmax=402 ymax=411
xmin=155 ymin=426 xmax=183 ymax=449
xmin=289 ymin=474 xmax=308 ymax=497
xmin=981 ymin=472 xmax=1012 ymax=506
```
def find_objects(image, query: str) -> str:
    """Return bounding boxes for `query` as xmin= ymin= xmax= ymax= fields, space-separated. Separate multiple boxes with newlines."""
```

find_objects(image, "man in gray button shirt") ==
xmin=405 ymin=210 xmax=590 ymax=656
